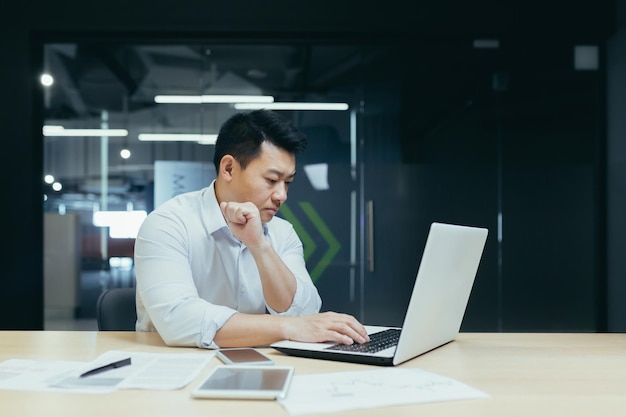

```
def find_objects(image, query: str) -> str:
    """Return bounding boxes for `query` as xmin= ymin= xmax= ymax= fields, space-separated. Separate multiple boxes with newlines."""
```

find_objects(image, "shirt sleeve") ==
xmin=134 ymin=210 xmax=236 ymax=348
xmin=265 ymin=222 xmax=322 ymax=316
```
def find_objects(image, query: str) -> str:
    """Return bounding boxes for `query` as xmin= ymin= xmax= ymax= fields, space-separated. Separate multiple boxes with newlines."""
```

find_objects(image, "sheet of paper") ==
xmin=278 ymin=368 xmax=489 ymax=415
xmin=0 ymin=350 xmax=215 ymax=394
xmin=0 ymin=359 xmax=99 ymax=393
xmin=116 ymin=350 xmax=214 ymax=390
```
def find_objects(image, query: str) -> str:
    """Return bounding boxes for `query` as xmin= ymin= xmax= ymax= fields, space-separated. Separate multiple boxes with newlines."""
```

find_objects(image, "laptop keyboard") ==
xmin=324 ymin=328 xmax=401 ymax=353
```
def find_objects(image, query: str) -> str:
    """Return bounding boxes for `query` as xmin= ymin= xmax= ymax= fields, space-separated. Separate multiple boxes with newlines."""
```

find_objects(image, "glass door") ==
xmin=359 ymin=39 xmax=501 ymax=328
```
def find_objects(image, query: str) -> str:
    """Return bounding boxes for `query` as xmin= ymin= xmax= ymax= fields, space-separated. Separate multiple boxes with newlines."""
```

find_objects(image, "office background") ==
xmin=1 ymin=0 xmax=625 ymax=332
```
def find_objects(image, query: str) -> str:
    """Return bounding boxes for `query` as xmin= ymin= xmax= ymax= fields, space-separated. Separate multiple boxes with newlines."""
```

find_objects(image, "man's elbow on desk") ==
xmin=145 ymin=312 xmax=227 ymax=349
xmin=212 ymin=314 xmax=288 ymax=348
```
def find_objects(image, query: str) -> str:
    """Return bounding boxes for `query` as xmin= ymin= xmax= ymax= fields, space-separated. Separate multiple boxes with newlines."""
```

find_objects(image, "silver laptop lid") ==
xmin=393 ymin=222 xmax=488 ymax=365
xmin=270 ymin=222 xmax=488 ymax=366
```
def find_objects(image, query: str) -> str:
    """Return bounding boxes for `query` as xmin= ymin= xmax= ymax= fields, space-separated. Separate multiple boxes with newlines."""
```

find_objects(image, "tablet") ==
xmin=216 ymin=348 xmax=274 ymax=365
xmin=191 ymin=365 xmax=294 ymax=400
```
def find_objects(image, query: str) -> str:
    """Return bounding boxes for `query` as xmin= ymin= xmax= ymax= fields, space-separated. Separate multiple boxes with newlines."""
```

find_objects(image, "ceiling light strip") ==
xmin=234 ymin=102 xmax=349 ymax=111
xmin=43 ymin=126 xmax=128 ymax=137
xmin=154 ymin=95 xmax=274 ymax=104
xmin=138 ymin=133 xmax=218 ymax=144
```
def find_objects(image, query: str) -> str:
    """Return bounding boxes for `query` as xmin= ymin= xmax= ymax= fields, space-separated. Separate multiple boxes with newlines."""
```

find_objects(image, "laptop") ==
xmin=271 ymin=222 xmax=488 ymax=366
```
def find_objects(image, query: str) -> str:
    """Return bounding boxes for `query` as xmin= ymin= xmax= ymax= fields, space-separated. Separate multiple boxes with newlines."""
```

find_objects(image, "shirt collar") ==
xmin=204 ymin=180 xmax=228 ymax=235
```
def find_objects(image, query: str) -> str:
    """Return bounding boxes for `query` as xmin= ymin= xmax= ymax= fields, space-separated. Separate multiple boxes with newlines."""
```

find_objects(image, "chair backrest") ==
xmin=96 ymin=287 xmax=137 ymax=331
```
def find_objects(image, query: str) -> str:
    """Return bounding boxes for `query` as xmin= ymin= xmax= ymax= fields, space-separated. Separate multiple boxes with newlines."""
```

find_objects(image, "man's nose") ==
xmin=273 ymin=183 xmax=288 ymax=202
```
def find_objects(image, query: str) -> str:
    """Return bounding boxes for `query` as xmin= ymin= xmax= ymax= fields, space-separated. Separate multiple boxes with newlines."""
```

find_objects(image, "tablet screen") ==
xmin=191 ymin=365 xmax=294 ymax=400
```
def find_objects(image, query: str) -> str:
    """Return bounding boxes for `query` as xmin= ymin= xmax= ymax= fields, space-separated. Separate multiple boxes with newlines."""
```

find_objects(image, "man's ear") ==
xmin=219 ymin=155 xmax=236 ymax=181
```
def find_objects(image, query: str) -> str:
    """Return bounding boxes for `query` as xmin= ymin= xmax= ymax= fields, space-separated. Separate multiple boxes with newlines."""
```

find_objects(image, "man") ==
xmin=134 ymin=109 xmax=369 ymax=348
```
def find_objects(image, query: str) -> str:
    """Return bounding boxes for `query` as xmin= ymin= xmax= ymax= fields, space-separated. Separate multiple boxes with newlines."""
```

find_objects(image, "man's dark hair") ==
xmin=213 ymin=109 xmax=307 ymax=171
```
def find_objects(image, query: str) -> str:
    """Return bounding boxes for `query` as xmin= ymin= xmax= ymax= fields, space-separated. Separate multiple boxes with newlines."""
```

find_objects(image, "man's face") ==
xmin=229 ymin=141 xmax=296 ymax=223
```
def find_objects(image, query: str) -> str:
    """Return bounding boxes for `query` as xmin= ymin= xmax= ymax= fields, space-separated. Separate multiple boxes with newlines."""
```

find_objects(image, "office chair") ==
xmin=96 ymin=287 xmax=137 ymax=331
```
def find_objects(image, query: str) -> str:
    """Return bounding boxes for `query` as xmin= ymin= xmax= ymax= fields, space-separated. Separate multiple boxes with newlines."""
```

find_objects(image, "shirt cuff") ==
xmin=199 ymin=307 xmax=237 ymax=349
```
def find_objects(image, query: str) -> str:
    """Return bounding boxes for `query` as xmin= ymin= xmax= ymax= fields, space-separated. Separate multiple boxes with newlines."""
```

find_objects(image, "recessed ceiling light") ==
xmin=40 ymin=73 xmax=54 ymax=87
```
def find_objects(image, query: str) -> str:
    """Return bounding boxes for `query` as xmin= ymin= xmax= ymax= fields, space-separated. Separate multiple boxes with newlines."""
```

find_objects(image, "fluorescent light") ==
xmin=43 ymin=125 xmax=128 ymax=137
xmin=155 ymin=95 xmax=203 ymax=103
xmin=202 ymin=95 xmax=273 ymax=103
xmin=154 ymin=94 xmax=274 ymax=104
xmin=234 ymin=102 xmax=349 ymax=111
xmin=138 ymin=133 xmax=218 ymax=145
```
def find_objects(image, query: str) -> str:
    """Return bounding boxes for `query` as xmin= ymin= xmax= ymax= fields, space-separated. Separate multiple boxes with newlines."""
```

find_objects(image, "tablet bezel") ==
xmin=191 ymin=365 xmax=294 ymax=400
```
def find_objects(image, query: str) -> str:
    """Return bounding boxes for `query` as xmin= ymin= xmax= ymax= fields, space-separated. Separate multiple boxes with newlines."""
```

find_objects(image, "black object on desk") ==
xmin=79 ymin=357 xmax=132 ymax=378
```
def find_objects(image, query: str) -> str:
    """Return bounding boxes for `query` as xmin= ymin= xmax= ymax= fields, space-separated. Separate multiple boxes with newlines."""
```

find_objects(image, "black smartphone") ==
xmin=216 ymin=348 xmax=275 ymax=366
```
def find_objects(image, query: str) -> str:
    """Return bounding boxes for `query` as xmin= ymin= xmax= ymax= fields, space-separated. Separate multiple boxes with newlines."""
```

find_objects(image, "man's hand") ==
xmin=284 ymin=312 xmax=370 ymax=345
xmin=220 ymin=201 xmax=265 ymax=248
xmin=214 ymin=311 xmax=369 ymax=348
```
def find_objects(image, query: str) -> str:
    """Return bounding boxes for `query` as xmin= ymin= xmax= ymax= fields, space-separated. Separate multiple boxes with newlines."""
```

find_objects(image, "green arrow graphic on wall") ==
xmin=279 ymin=202 xmax=341 ymax=282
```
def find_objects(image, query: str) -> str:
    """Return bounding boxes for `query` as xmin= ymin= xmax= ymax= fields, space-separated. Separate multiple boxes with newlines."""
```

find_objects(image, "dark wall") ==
xmin=607 ymin=1 xmax=626 ymax=331
xmin=0 ymin=0 xmax=615 ymax=329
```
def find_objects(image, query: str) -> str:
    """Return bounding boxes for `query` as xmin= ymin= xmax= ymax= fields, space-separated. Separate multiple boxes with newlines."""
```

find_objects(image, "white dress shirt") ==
xmin=134 ymin=181 xmax=322 ymax=348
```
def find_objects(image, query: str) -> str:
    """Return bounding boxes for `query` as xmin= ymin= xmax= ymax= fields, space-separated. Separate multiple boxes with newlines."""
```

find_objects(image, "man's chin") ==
xmin=261 ymin=212 xmax=276 ymax=223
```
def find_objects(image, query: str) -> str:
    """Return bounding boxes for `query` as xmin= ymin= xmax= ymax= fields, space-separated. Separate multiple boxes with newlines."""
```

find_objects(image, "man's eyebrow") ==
xmin=267 ymin=168 xmax=296 ymax=178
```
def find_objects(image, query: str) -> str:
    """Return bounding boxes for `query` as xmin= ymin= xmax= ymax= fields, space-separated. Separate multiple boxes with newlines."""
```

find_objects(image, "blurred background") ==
xmin=2 ymin=0 xmax=625 ymax=333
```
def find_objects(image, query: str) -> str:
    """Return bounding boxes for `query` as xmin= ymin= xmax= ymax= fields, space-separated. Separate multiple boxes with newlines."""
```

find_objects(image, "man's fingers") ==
xmin=286 ymin=312 xmax=370 ymax=345
xmin=220 ymin=202 xmax=251 ymax=224
xmin=323 ymin=314 xmax=369 ymax=344
xmin=327 ymin=330 xmax=354 ymax=345
xmin=333 ymin=313 xmax=369 ymax=341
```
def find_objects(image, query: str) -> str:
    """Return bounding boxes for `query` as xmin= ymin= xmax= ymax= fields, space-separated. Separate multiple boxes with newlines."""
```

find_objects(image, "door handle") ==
xmin=366 ymin=200 xmax=374 ymax=272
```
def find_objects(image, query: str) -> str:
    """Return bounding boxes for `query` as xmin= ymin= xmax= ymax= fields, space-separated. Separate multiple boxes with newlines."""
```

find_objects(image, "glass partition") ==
xmin=42 ymin=41 xmax=369 ymax=328
xmin=43 ymin=37 xmax=603 ymax=332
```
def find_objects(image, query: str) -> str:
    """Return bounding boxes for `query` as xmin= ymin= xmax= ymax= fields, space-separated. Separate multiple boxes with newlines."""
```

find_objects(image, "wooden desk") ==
xmin=1 ymin=331 xmax=625 ymax=416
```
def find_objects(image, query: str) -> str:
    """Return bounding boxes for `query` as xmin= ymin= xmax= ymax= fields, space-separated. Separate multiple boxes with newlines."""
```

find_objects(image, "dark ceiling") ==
xmin=44 ymin=42 xmax=394 ymax=122
xmin=40 ymin=0 xmax=615 ymax=207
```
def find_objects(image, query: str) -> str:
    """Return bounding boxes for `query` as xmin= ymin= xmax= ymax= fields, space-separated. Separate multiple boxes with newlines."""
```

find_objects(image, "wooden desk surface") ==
xmin=1 ymin=331 xmax=625 ymax=416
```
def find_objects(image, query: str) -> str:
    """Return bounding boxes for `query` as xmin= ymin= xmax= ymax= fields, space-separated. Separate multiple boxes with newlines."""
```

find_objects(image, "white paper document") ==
xmin=278 ymin=368 xmax=489 ymax=415
xmin=0 ymin=350 xmax=214 ymax=394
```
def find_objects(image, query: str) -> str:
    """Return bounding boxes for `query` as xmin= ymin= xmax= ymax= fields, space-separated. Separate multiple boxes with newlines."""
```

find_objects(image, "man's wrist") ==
xmin=246 ymin=236 xmax=272 ymax=256
xmin=277 ymin=316 xmax=293 ymax=341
